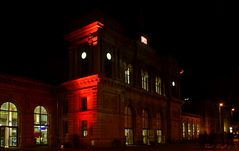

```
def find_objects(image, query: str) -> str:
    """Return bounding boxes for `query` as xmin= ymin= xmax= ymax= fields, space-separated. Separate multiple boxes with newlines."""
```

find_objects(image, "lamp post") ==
xmin=230 ymin=108 xmax=235 ymax=133
xmin=231 ymin=108 xmax=235 ymax=123
xmin=219 ymin=103 xmax=223 ymax=133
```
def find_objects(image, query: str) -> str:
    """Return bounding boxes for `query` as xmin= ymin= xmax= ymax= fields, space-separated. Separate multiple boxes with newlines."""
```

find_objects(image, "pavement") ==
xmin=1 ymin=143 xmax=239 ymax=151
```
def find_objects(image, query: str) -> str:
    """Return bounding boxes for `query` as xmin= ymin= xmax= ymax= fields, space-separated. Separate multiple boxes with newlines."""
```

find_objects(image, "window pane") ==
xmin=34 ymin=126 xmax=41 ymax=144
xmin=34 ymin=114 xmax=40 ymax=124
xmin=1 ymin=102 xmax=8 ymax=110
xmin=9 ymin=103 xmax=17 ymax=111
xmin=40 ymin=107 xmax=47 ymax=114
xmin=0 ymin=111 xmax=8 ymax=126
xmin=40 ymin=115 xmax=48 ymax=125
xmin=11 ymin=112 xmax=18 ymax=126
xmin=34 ymin=106 xmax=41 ymax=114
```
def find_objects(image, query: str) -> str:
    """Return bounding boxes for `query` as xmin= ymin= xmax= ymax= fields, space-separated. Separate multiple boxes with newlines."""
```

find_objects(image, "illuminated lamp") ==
xmin=106 ymin=52 xmax=111 ymax=60
xmin=81 ymin=52 xmax=87 ymax=59
xmin=172 ymin=81 xmax=175 ymax=87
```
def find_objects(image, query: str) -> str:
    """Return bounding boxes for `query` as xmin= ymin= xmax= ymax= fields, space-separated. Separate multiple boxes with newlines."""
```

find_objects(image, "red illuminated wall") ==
xmin=62 ymin=74 xmax=100 ymax=145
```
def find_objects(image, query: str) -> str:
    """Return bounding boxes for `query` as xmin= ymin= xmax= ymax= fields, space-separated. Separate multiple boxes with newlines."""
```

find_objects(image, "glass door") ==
xmin=0 ymin=126 xmax=17 ymax=147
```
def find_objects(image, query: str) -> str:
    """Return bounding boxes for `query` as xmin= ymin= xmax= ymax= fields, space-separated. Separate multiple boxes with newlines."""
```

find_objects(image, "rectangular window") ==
xmin=188 ymin=123 xmax=191 ymax=140
xmin=141 ymin=71 xmax=149 ymax=91
xmin=182 ymin=122 xmax=185 ymax=138
xmin=192 ymin=124 xmax=195 ymax=137
xmin=196 ymin=124 xmax=200 ymax=137
xmin=82 ymin=97 xmax=87 ymax=111
xmin=82 ymin=120 xmax=88 ymax=137
xmin=124 ymin=68 xmax=130 ymax=84
xmin=157 ymin=129 xmax=162 ymax=143
xmin=155 ymin=76 xmax=162 ymax=95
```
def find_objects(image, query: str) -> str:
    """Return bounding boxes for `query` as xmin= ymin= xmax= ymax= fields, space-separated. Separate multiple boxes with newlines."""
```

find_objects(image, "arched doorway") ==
xmin=124 ymin=106 xmax=134 ymax=145
xmin=142 ymin=109 xmax=149 ymax=144
xmin=34 ymin=106 xmax=48 ymax=145
xmin=0 ymin=102 xmax=18 ymax=148
xmin=156 ymin=112 xmax=163 ymax=143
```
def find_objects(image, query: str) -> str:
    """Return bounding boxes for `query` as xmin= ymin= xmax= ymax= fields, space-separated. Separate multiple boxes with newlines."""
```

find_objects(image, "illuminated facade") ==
xmin=60 ymin=20 xmax=183 ymax=147
xmin=0 ymin=75 xmax=57 ymax=148
xmin=0 ymin=18 xmax=185 ymax=148
xmin=181 ymin=113 xmax=201 ymax=142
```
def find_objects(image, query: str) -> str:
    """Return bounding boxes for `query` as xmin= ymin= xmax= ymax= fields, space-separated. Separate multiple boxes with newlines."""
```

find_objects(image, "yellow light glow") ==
xmin=219 ymin=103 xmax=223 ymax=107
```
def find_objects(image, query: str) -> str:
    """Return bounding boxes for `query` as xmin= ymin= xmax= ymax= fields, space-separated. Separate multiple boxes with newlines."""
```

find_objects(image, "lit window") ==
xmin=124 ymin=65 xmax=132 ymax=84
xmin=141 ymin=70 xmax=149 ymax=91
xmin=81 ymin=52 xmax=87 ymax=59
xmin=155 ymin=76 xmax=162 ymax=94
xmin=157 ymin=130 xmax=162 ymax=143
xmin=196 ymin=124 xmax=200 ymax=136
xmin=142 ymin=110 xmax=149 ymax=144
xmin=34 ymin=106 xmax=48 ymax=145
xmin=0 ymin=102 xmax=18 ymax=147
xmin=124 ymin=106 xmax=134 ymax=145
xmin=182 ymin=122 xmax=185 ymax=138
xmin=125 ymin=68 xmax=130 ymax=84
xmin=106 ymin=52 xmax=111 ymax=60
xmin=188 ymin=123 xmax=191 ymax=140
xmin=156 ymin=112 xmax=162 ymax=143
xmin=82 ymin=120 xmax=88 ymax=137
xmin=141 ymin=36 xmax=147 ymax=45
xmin=192 ymin=124 xmax=195 ymax=137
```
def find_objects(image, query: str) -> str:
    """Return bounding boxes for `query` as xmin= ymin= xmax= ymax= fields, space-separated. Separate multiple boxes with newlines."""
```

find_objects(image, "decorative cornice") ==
xmin=64 ymin=21 xmax=104 ymax=46
xmin=62 ymin=74 xmax=100 ymax=91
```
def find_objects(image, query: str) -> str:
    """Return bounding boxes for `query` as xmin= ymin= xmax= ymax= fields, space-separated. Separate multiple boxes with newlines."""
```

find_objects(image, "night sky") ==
xmin=1 ymin=1 xmax=236 ymax=101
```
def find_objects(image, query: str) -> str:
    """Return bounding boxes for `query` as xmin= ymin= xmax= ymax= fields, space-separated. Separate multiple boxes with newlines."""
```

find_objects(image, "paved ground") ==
xmin=1 ymin=143 xmax=239 ymax=151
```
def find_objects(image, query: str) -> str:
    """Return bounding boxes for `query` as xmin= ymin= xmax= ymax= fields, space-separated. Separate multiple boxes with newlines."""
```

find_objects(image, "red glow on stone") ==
xmin=65 ymin=21 xmax=104 ymax=46
xmin=63 ymin=74 xmax=100 ymax=137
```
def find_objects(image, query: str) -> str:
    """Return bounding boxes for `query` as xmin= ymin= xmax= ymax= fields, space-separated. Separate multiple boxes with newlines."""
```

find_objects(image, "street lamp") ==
xmin=219 ymin=103 xmax=223 ymax=133
xmin=231 ymin=108 xmax=235 ymax=122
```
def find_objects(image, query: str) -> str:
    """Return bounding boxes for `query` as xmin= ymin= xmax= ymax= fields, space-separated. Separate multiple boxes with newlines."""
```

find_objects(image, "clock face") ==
xmin=81 ymin=52 xmax=87 ymax=59
xmin=106 ymin=52 xmax=111 ymax=60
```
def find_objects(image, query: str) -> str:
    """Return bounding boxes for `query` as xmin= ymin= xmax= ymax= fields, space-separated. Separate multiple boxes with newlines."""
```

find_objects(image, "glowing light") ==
xmin=232 ymin=108 xmax=235 ymax=112
xmin=106 ymin=53 xmax=111 ymax=60
xmin=81 ymin=52 xmax=87 ymax=59
xmin=219 ymin=103 xmax=223 ymax=107
xmin=141 ymin=36 xmax=147 ymax=45
xmin=172 ymin=81 xmax=175 ymax=87
xmin=180 ymin=69 xmax=184 ymax=75
xmin=184 ymin=98 xmax=189 ymax=101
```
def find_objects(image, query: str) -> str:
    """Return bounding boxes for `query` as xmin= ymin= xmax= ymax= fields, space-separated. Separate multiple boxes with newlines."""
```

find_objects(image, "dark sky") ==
xmin=1 ymin=1 xmax=236 ymax=101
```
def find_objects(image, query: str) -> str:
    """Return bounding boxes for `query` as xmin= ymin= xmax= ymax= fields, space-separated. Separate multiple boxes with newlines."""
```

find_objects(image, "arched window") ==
xmin=141 ymin=70 xmax=149 ymax=91
xmin=124 ymin=64 xmax=133 ymax=84
xmin=124 ymin=106 xmax=134 ymax=145
xmin=34 ymin=106 xmax=48 ymax=145
xmin=0 ymin=102 xmax=18 ymax=147
xmin=155 ymin=76 xmax=162 ymax=95
xmin=142 ymin=109 xmax=149 ymax=144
